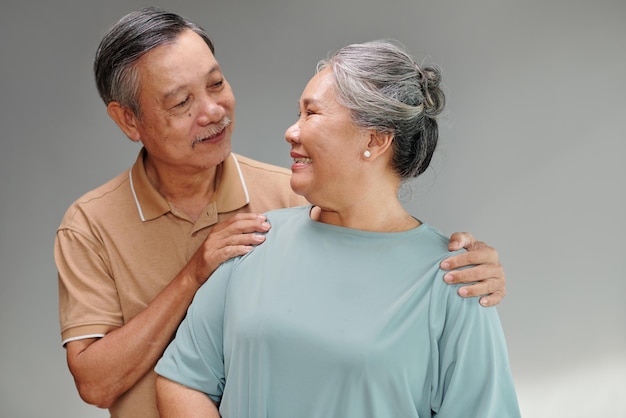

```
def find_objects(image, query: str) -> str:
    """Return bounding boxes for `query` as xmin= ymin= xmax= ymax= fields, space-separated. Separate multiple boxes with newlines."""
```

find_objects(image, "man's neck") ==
xmin=144 ymin=157 xmax=219 ymax=222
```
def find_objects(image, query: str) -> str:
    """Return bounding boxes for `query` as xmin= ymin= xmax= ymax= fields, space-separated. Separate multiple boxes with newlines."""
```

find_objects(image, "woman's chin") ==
xmin=289 ymin=179 xmax=307 ymax=197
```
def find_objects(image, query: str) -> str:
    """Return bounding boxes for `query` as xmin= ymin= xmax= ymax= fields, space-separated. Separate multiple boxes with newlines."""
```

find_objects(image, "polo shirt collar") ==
xmin=215 ymin=153 xmax=251 ymax=212
xmin=129 ymin=148 xmax=250 ymax=222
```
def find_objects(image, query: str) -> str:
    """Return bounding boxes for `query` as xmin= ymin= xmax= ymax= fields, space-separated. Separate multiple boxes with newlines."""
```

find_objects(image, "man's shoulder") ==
xmin=70 ymin=170 xmax=130 ymax=206
xmin=231 ymin=153 xmax=307 ymax=210
xmin=232 ymin=153 xmax=291 ymax=177
xmin=58 ymin=170 xmax=132 ymax=228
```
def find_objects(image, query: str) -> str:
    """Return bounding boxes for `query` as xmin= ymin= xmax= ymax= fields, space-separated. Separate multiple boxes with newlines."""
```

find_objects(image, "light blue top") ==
xmin=156 ymin=206 xmax=520 ymax=417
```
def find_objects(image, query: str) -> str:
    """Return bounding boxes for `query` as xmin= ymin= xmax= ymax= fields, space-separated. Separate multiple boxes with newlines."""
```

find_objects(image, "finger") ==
xmin=457 ymin=279 xmax=506 ymax=306
xmin=443 ymin=264 xmax=503 ymax=284
xmin=192 ymin=221 xmax=268 ymax=275
xmin=440 ymin=244 xmax=499 ymax=270
xmin=447 ymin=232 xmax=477 ymax=251
xmin=225 ymin=231 xmax=266 ymax=247
xmin=218 ymin=243 xmax=256 ymax=260
xmin=457 ymin=278 xmax=495 ymax=297
xmin=192 ymin=244 xmax=256 ymax=285
xmin=204 ymin=223 xmax=269 ymax=260
xmin=479 ymin=289 xmax=506 ymax=307
xmin=457 ymin=279 xmax=507 ymax=306
xmin=201 ymin=231 xmax=265 ymax=260
xmin=206 ymin=236 xmax=260 ymax=263
xmin=226 ymin=212 xmax=267 ymax=223
xmin=212 ymin=216 xmax=271 ymax=237
xmin=211 ymin=213 xmax=263 ymax=231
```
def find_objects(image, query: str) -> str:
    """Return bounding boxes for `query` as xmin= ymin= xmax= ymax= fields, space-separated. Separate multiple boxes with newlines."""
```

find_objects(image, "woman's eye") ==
xmin=297 ymin=108 xmax=316 ymax=118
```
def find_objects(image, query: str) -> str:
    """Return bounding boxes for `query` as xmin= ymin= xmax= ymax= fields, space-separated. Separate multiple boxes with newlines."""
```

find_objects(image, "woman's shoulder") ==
xmin=264 ymin=205 xmax=311 ymax=223
xmin=412 ymin=223 xmax=466 ymax=260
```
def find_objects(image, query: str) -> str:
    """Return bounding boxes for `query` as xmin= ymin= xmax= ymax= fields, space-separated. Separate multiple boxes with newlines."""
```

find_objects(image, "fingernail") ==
xmin=261 ymin=222 xmax=271 ymax=229
xmin=480 ymin=298 xmax=488 ymax=306
xmin=458 ymin=287 xmax=469 ymax=296
xmin=441 ymin=261 xmax=451 ymax=270
xmin=444 ymin=273 xmax=453 ymax=283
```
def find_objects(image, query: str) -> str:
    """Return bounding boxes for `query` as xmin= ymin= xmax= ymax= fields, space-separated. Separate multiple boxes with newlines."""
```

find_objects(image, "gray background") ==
xmin=1 ymin=0 xmax=624 ymax=416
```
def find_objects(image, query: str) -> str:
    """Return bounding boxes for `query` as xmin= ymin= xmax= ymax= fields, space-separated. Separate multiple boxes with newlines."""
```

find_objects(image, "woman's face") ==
xmin=285 ymin=68 xmax=370 ymax=207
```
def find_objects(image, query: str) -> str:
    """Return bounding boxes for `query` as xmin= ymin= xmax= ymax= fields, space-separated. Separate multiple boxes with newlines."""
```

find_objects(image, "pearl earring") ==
xmin=363 ymin=150 xmax=371 ymax=158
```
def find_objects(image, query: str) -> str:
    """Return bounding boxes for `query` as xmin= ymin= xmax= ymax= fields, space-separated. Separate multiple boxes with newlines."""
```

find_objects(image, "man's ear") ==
xmin=107 ymin=102 xmax=141 ymax=142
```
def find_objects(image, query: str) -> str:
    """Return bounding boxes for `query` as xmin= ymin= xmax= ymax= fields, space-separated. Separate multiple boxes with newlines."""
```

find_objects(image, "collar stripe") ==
xmin=231 ymin=154 xmax=251 ymax=205
xmin=129 ymin=169 xmax=146 ymax=222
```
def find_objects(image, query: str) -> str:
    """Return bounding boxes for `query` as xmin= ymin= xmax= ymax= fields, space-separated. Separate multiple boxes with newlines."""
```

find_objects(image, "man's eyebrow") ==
xmin=163 ymin=86 xmax=186 ymax=101
xmin=162 ymin=64 xmax=222 ymax=100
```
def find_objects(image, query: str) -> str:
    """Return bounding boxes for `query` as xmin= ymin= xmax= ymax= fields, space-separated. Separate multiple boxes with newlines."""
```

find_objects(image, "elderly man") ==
xmin=55 ymin=7 xmax=506 ymax=418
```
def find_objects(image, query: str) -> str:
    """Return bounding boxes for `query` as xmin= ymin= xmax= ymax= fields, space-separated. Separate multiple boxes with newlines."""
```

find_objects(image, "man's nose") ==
xmin=197 ymin=97 xmax=224 ymax=125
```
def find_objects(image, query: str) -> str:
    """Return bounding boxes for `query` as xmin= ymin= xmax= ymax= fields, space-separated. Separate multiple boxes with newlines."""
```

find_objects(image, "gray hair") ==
xmin=94 ymin=6 xmax=215 ymax=117
xmin=317 ymin=40 xmax=445 ymax=179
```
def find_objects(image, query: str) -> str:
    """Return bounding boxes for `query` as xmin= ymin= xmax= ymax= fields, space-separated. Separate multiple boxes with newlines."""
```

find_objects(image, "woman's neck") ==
xmin=311 ymin=200 xmax=420 ymax=232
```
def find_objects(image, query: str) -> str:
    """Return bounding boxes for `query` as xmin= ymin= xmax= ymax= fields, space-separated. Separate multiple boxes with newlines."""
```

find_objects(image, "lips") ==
xmin=192 ymin=128 xmax=225 ymax=147
xmin=290 ymin=154 xmax=312 ymax=172
xmin=192 ymin=117 xmax=232 ymax=147
xmin=201 ymin=127 xmax=225 ymax=142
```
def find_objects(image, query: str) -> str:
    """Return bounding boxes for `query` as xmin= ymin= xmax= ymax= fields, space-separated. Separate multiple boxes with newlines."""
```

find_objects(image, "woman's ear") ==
xmin=367 ymin=130 xmax=394 ymax=159
xmin=107 ymin=102 xmax=142 ymax=142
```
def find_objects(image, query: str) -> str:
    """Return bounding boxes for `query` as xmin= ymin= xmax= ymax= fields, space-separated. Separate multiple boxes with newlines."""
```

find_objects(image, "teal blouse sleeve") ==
xmin=428 ymin=273 xmax=521 ymax=417
xmin=155 ymin=259 xmax=236 ymax=403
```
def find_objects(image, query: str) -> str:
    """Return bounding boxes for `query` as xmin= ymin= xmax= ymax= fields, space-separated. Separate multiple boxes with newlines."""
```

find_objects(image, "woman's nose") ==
xmin=285 ymin=122 xmax=300 ymax=144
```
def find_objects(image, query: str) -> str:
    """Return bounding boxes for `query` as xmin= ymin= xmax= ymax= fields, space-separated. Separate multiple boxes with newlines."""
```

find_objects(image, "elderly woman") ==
xmin=155 ymin=40 xmax=521 ymax=418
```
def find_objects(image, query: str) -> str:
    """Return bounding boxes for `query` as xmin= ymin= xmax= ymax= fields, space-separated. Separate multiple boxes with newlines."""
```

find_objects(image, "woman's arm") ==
xmin=156 ymin=376 xmax=220 ymax=418
xmin=429 ymin=272 xmax=521 ymax=417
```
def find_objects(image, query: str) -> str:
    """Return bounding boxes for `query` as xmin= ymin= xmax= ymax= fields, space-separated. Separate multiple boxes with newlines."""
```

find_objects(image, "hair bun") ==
xmin=417 ymin=65 xmax=445 ymax=117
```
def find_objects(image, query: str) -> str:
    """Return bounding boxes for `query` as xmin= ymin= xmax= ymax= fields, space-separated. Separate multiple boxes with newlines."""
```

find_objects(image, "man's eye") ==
xmin=175 ymin=97 xmax=190 ymax=108
xmin=211 ymin=80 xmax=224 ymax=89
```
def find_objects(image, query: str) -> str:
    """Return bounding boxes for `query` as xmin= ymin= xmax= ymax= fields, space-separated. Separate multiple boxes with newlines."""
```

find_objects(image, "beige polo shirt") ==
xmin=55 ymin=148 xmax=306 ymax=417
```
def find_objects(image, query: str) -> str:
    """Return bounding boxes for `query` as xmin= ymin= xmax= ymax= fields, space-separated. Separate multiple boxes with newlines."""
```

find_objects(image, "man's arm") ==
xmin=441 ymin=232 xmax=506 ymax=307
xmin=156 ymin=376 xmax=220 ymax=418
xmin=62 ymin=213 xmax=270 ymax=408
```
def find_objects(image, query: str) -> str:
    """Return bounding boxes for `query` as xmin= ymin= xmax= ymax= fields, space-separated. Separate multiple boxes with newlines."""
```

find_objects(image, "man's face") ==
xmin=132 ymin=29 xmax=236 ymax=172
